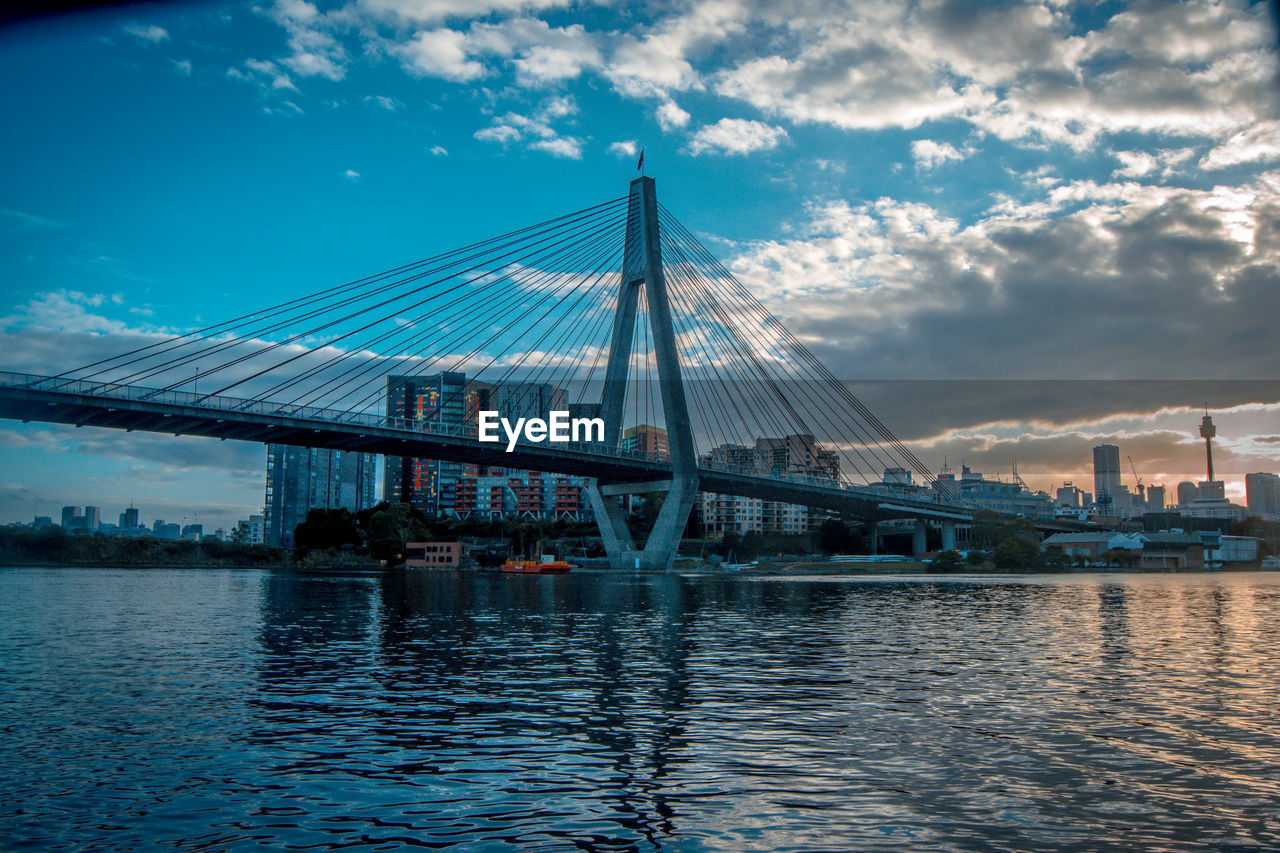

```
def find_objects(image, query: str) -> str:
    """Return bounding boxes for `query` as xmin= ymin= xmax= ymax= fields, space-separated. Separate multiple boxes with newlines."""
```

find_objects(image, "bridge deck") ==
xmin=0 ymin=372 xmax=1085 ymax=530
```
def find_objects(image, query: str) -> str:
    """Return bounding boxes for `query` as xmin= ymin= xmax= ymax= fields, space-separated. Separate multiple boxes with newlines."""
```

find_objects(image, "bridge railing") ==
xmin=0 ymin=371 xmax=658 ymax=462
xmin=1 ymin=371 xmax=977 ymax=509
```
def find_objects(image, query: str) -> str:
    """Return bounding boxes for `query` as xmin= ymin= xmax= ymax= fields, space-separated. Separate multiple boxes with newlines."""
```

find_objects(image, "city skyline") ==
xmin=1 ymin=1 xmax=1279 ymax=530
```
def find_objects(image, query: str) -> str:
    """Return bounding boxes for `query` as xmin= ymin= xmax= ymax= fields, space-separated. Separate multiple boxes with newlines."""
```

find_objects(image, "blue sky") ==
xmin=1 ymin=0 xmax=1279 ymax=530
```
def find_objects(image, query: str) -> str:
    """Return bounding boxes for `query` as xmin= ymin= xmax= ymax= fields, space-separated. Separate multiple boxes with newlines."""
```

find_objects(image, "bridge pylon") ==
xmin=586 ymin=176 xmax=699 ymax=571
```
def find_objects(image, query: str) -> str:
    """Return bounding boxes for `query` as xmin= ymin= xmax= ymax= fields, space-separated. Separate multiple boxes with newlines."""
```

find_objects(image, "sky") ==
xmin=1 ymin=0 xmax=1278 ymax=531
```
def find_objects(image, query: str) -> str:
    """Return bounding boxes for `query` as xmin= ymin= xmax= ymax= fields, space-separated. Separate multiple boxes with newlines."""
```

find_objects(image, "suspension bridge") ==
xmin=0 ymin=176 xmax=1074 ymax=569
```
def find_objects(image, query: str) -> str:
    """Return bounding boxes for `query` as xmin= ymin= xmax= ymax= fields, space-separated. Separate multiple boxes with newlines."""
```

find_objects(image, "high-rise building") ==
xmin=1092 ymin=444 xmax=1122 ymax=507
xmin=265 ymin=445 xmax=377 ymax=548
xmin=755 ymin=434 xmax=840 ymax=481
xmin=119 ymin=506 xmax=140 ymax=529
xmin=1146 ymin=484 xmax=1166 ymax=511
xmin=389 ymin=376 xmax=570 ymax=516
xmin=1056 ymin=483 xmax=1084 ymax=508
xmin=384 ymin=372 xmax=473 ymax=515
xmin=1246 ymin=473 xmax=1280 ymax=517
xmin=61 ymin=505 xmax=81 ymax=529
xmin=697 ymin=434 xmax=838 ymax=536
xmin=84 ymin=506 xmax=99 ymax=530
xmin=1177 ymin=481 xmax=1198 ymax=506
xmin=1198 ymin=481 xmax=1226 ymax=501
xmin=622 ymin=424 xmax=669 ymax=460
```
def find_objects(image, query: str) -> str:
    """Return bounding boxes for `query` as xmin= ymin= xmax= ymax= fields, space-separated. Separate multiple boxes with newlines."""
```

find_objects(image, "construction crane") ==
xmin=1128 ymin=456 xmax=1146 ymax=503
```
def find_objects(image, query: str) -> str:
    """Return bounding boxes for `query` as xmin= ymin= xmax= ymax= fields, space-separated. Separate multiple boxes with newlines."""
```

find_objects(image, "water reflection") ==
xmin=2 ymin=569 xmax=1280 ymax=851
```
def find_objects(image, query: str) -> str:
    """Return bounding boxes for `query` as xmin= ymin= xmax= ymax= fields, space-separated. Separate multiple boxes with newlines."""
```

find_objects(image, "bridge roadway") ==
xmin=0 ymin=372 xmax=1083 ymax=531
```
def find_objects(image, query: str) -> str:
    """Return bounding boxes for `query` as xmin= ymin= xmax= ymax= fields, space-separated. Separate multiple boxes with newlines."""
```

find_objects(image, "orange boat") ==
xmin=500 ymin=559 xmax=572 ymax=574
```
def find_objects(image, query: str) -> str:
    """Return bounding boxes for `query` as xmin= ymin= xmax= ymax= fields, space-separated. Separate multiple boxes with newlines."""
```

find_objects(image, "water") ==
xmin=2 ymin=568 xmax=1279 ymax=851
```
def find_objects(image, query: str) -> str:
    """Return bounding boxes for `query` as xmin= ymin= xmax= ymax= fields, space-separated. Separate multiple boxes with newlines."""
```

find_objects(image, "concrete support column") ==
xmin=912 ymin=519 xmax=927 ymax=557
xmin=941 ymin=520 xmax=957 ymax=551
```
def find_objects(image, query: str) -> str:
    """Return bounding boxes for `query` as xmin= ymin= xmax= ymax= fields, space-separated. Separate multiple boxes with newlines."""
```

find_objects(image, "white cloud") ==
xmin=268 ymin=0 xmax=348 ymax=81
xmin=656 ymin=99 xmax=690 ymax=130
xmin=397 ymin=28 xmax=486 ymax=81
xmin=356 ymin=0 xmax=571 ymax=25
xmin=472 ymin=96 xmax=582 ymax=157
xmin=475 ymin=124 xmax=521 ymax=144
xmin=911 ymin=139 xmax=965 ymax=170
xmin=529 ymin=137 xmax=582 ymax=158
xmin=122 ymin=22 xmax=169 ymax=43
xmin=364 ymin=94 xmax=402 ymax=111
xmin=344 ymin=169 xmax=360 ymax=180
xmin=429 ymin=145 xmax=448 ymax=156
xmin=688 ymin=118 xmax=787 ymax=156
xmin=608 ymin=140 xmax=637 ymax=157
xmin=724 ymin=170 xmax=1280 ymax=378
xmin=171 ymin=59 xmax=193 ymax=76
xmin=1201 ymin=120 xmax=1280 ymax=170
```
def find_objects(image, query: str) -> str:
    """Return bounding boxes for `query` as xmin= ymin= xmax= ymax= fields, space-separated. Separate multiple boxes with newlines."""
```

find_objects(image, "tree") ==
xmin=993 ymin=536 xmax=1040 ymax=570
xmin=293 ymin=507 xmax=361 ymax=557
xmin=817 ymin=519 xmax=858 ymax=554
xmin=365 ymin=503 xmax=431 ymax=564
xmin=930 ymin=550 xmax=964 ymax=572
xmin=965 ymin=549 xmax=987 ymax=568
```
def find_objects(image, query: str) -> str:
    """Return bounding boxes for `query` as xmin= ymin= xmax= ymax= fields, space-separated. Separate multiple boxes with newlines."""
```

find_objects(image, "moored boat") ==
xmin=500 ymin=559 xmax=572 ymax=574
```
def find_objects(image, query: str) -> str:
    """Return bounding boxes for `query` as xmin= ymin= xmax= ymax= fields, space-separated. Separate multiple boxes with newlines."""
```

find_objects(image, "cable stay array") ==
xmin=54 ymin=190 xmax=937 ymax=492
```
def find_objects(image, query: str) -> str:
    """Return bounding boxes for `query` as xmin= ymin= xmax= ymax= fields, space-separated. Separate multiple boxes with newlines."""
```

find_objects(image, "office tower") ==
xmin=1177 ymin=481 xmax=1198 ymax=506
xmin=61 ymin=505 xmax=81 ymax=528
xmin=119 ymin=506 xmax=140 ymax=529
xmin=1092 ymin=444 xmax=1122 ymax=505
xmin=1246 ymin=473 xmax=1280 ymax=517
xmin=1146 ymin=484 xmax=1166 ymax=511
xmin=265 ymin=444 xmax=378 ymax=548
xmin=384 ymin=372 xmax=471 ymax=515
xmin=84 ymin=506 xmax=99 ymax=530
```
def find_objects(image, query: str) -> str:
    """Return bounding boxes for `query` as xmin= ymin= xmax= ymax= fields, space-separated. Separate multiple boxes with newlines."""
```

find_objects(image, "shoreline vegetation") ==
xmin=4 ymin=505 xmax=1275 ymax=573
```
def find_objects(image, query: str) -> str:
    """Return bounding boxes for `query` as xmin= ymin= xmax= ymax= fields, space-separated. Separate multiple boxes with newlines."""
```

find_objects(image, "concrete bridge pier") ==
xmin=912 ymin=519 xmax=928 ymax=557
xmin=941 ymin=520 xmax=957 ymax=551
xmin=590 ymin=175 xmax=698 ymax=572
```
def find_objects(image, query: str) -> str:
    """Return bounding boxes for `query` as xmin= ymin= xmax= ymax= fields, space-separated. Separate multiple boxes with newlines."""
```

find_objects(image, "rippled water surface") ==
xmin=3 ymin=568 xmax=1280 ymax=851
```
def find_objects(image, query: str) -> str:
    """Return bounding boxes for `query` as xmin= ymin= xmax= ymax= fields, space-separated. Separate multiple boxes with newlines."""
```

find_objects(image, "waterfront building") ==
xmin=266 ymin=444 xmax=377 ymax=549
xmin=384 ymin=374 xmax=565 ymax=516
xmin=939 ymin=465 xmax=1057 ymax=520
xmin=181 ymin=523 xmax=203 ymax=542
xmin=384 ymin=372 xmax=469 ymax=515
xmin=699 ymin=492 xmax=764 ymax=537
xmin=451 ymin=471 xmax=590 ymax=520
xmin=1245 ymin=472 xmax=1280 ymax=518
xmin=696 ymin=434 xmax=837 ymax=538
xmin=232 ymin=514 xmax=265 ymax=545
xmin=622 ymin=424 xmax=669 ymax=460
xmin=1092 ymin=444 xmax=1122 ymax=509
xmin=405 ymin=541 xmax=466 ymax=569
